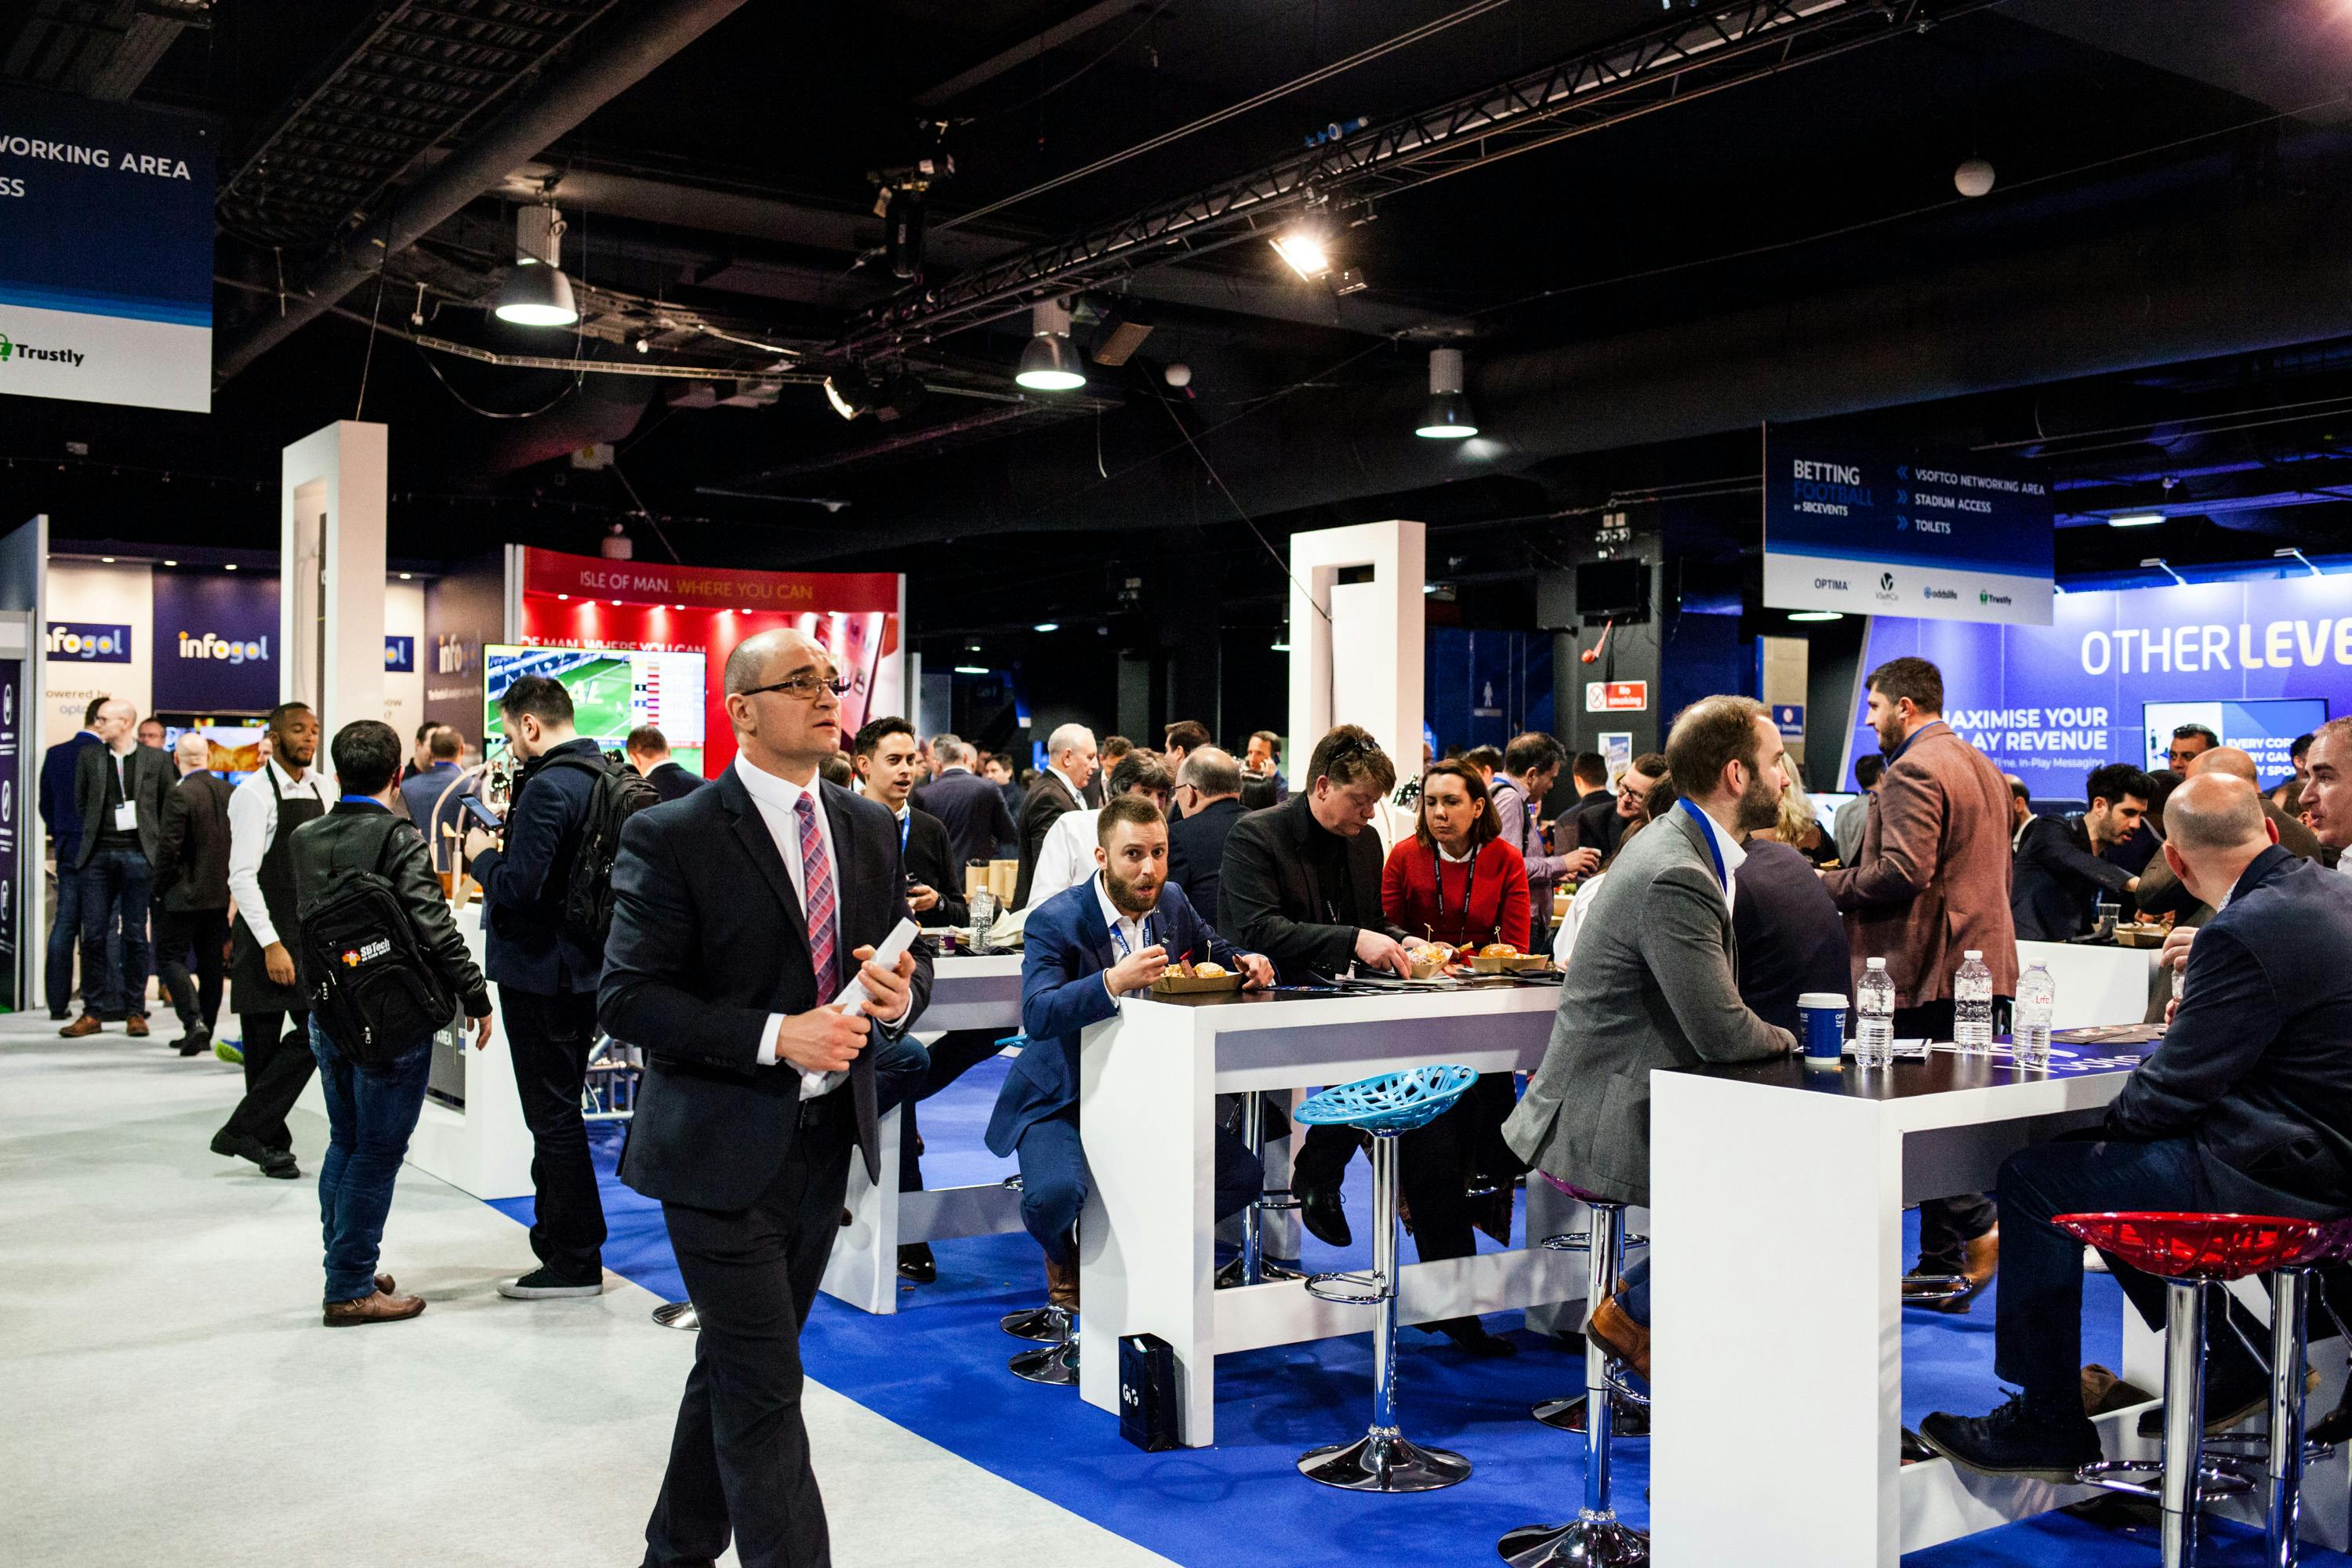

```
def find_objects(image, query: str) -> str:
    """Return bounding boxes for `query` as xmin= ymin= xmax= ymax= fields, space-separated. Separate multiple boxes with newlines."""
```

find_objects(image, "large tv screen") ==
xmin=485 ymin=644 xmax=707 ymax=776
xmin=2143 ymin=698 xmax=2328 ymax=782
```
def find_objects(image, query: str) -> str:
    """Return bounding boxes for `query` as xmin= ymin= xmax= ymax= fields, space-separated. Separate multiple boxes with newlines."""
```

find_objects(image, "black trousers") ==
xmin=219 ymin=1010 xmax=314 ymax=1153
xmin=1897 ymin=997 xmax=2005 ymax=1265
xmin=156 ymin=907 xmax=228 ymax=1033
xmin=501 ymin=984 xmax=608 ymax=1281
xmin=897 ymin=1029 xmax=1009 ymax=1193
xmin=644 ymin=1093 xmax=854 ymax=1568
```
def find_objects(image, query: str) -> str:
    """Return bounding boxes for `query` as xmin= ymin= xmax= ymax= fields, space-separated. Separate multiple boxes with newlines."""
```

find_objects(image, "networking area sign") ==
xmin=0 ymin=87 xmax=215 ymax=412
xmin=1763 ymin=427 xmax=2053 ymax=626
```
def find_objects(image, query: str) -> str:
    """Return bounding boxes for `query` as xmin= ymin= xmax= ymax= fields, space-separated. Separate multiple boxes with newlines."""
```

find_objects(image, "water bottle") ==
xmin=1856 ymin=957 xmax=1896 ymax=1069
xmin=1955 ymin=949 xmax=1994 ymax=1055
xmin=2013 ymin=962 xmax=2056 ymax=1071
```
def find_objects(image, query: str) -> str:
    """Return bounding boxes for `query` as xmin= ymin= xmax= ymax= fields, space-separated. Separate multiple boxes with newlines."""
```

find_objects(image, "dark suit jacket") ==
xmin=1218 ymin=793 xmax=1404 ymax=981
xmin=2107 ymin=846 xmax=2352 ymax=1214
xmin=71 ymin=741 xmax=172 ymax=867
xmin=2011 ymin=813 xmax=2136 ymax=942
xmin=1573 ymin=792 xmax=1635 ymax=865
xmin=902 ymin=807 xmax=968 ymax=927
xmin=1013 ymin=771 xmax=1085 ymax=909
xmin=1730 ymin=839 xmax=1853 ymax=1036
xmin=985 ymin=877 xmax=1240 ymax=1156
xmin=1167 ymin=796 xmax=1244 ymax=924
xmin=40 ymin=731 xmax=100 ymax=862
xmin=913 ymin=767 xmax=1017 ymax=872
xmin=469 ymin=737 xmax=608 ymax=995
xmin=153 ymin=771 xmax=234 ymax=911
xmin=603 ymin=768 xmax=934 ymax=1210
xmin=647 ymin=760 xmax=706 ymax=803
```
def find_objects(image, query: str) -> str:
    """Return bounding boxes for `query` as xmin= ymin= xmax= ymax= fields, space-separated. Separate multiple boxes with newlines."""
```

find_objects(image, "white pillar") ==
xmin=1285 ymin=521 xmax=1425 ymax=786
xmin=280 ymin=422 xmax=388 ymax=728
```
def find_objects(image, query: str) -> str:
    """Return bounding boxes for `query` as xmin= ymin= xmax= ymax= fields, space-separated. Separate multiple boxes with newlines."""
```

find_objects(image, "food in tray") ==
xmin=1479 ymin=942 xmax=1519 ymax=959
xmin=1402 ymin=938 xmax=1459 ymax=978
xmin=1191 ymin=961 xmax=1228 ymax=978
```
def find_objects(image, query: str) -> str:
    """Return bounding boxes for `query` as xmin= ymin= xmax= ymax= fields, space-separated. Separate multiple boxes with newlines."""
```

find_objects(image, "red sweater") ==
xmin=1381 ymin=836 xmax=1531 ymax=952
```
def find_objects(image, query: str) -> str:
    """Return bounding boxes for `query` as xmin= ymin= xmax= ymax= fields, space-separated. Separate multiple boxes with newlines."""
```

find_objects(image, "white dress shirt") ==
xmin=1048 ymin=764 xmax=1088 ymax=808
xmin=1029 ymin=807 xmax=1102 ymax=907
xmin=1093 ymin=873 xmax=1154 ymax=1003
xmin=1681 ymin=800 xmax=1750 ymax=919
xmin=734 ymin=755 xmax=848 ymax=1099
xmin=225 ymin=758 xmax=327 ymax=947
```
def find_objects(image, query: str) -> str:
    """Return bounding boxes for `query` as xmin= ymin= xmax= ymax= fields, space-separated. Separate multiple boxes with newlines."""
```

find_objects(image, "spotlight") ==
xmin=2107 ymin=513 xmax=2165 ymax=528
xmin=1788 ymin=610 xmax=1844 ymax=622
xmin=223 ymin=562 xmax=237 ymax=571
xmin=1415 ymin=348 xmax=1476 ymax=439
xmin=1270 ymin=211 xmax=1333 ymax=280
xmin=1014 ymin=299 xmax=1087 ymax=391
xmin=1954 ymin=158 xmax=1996 ymax=198
xmin=494 ymin=202 xmax=579 ymax=326
xmin=162 ymin=559 xmax=178 ymax=567
xmin=824 ymin=368 xmax=872 ymax=420
xmin=953 ymin=665 xmax=988 ymax=675
xmin=1164 ymin=362 xmax=1192 ymax=388
xmin=1033 ymin=621 xmax=1060 ymax=633
xmin=397 ymin=572 xmax=413 ymax=580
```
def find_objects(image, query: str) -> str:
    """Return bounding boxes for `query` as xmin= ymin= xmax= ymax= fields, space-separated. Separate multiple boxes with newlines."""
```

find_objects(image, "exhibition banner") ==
xmin=151 ymin=572 xmax=277 ymax=713
xmin=1765 ymin=427 xmax=2053 ymax=626
xmin=1850 ymin=574 xmax=2352 ymax=797
xmin=521 ymin=548 xmax=900 ymax=614
xmin=0 ymin=86 xmax=215 ymax=412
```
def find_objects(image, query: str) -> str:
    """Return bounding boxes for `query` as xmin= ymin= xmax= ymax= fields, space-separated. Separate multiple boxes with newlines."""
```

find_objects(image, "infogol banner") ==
xmin=0 ymin=88 xmax=216 ymax=413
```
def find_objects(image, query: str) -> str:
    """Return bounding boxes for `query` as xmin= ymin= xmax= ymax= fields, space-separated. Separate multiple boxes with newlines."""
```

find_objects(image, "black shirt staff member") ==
xmin=603 ymin=628 xmax=930 ymax=1568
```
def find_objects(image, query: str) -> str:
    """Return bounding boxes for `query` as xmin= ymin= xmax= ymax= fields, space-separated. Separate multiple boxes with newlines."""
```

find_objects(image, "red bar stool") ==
xmin=2240 ymin=1217 xmax=2352 ymax=1566
xmin=2053 ymin=1211 xmax=2336 ymax=1568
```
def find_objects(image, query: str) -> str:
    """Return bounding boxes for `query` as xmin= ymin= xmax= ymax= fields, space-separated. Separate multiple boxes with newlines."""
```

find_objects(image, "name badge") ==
xmin=114 ymin=801 xmax=137 ymax=832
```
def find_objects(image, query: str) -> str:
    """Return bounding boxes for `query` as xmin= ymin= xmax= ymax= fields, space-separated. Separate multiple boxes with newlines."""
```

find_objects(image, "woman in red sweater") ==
xmin=1370 ymin=760 xmax=1531 ymax=1356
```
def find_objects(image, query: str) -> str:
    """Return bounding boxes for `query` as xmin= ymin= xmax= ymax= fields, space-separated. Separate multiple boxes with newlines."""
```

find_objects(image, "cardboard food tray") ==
xmin=2111 ymin=925 xmax=2165 ymax=949
xmin=1151 ymin=971 xmax=1244 ymax=996
xmin=1472 ymin=953 xmax=1553 ymax=975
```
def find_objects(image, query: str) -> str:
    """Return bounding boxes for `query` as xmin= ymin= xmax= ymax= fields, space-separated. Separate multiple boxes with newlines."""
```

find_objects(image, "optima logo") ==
xmin=179 ymin=631 xmax=268 ymax=665
xmin=45 ymin=622 xmax=130 ymax=662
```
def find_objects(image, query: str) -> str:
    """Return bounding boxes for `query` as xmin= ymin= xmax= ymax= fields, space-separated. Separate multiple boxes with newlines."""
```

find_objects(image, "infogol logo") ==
xmin=45 ymin=622 xmax=131 ymax=662
xmin=178 ymin=630 xmax=268 ymax=665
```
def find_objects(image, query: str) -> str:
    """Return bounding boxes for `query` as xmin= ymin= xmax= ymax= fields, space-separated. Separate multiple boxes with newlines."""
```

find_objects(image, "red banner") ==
xmin=520 ymin=547 xmax=899 ymax=615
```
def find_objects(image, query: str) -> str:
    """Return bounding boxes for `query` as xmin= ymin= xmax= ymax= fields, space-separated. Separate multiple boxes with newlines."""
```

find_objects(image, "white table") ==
xmin=1073 ymin=982 xmax=1576 ymax=1445
xmin=820 ymin=953 xmax=1029 ymax=1314
xmin=2020 ymin=937 xmax=2155 ymax=1027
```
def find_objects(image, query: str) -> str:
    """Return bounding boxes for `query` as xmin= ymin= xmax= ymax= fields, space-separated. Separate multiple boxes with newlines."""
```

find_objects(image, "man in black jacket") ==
xmin=604 ymin=628 xmax=928 ymax=1568
xmin=1922 ymin=774 xmax=2352 ymax=1479
xmin=911 ymin=733 xmax=1015 ymax=873
xmin=1570 ymin=750 xmax=1666 ymax=868
xmin=1012 ymin=722 xmax=1097 ymax=909
xmin=1167 ymin=745 xmax=1247 ymax=919
xmin=626 ymin=724 xmax=707 ymax=803
xmin=293 ymin=720 xmax=493 ymax=1328
xmin=463 ymin=674 xmax=612 ymax=1301
xmin=62 ymin=699 xmax=172 ymax=1037
xmin=2009 ymin=761 xmax=2148 ymax=940
xmin=152 ymin=733 xmax=235 ymax=1056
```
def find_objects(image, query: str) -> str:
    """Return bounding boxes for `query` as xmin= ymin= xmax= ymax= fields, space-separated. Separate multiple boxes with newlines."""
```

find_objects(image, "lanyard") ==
xmin=1434 ymin=846 xmax=1477 ymax=928
xmin=1679 ymin=800 xmax=1727 ymax=892
xmin=338 ymin=794 xmax=384 ymax=807
xmin=898 ymin=811 xmax=911 ymax=854
xmin=1107 ymin=909 xmax=1156 ymax=956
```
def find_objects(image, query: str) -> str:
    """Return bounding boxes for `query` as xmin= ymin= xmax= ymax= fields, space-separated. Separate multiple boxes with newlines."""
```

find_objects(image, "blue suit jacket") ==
xmin=985 ymin=875 xmax=1244 ymax=1157
xmin=39 ymin=731 xmax=100 ymax=862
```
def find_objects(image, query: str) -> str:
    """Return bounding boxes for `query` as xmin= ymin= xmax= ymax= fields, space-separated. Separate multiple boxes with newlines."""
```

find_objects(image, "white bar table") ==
xmin=821 ymin=952 xmax=1028 ymax=1314
xmin=1650 ymin=1043 xmax=2171 ymax=1566
xmin=2019 ymin=937 xmax=2155 ymax=1027
xmin=1074 ymin=982 xmax=1577 ymax=1445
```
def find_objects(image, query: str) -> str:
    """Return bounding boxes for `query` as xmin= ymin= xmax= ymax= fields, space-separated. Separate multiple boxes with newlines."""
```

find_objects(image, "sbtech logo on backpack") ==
xmin=339 ymin=938 xmax=393 ymax=969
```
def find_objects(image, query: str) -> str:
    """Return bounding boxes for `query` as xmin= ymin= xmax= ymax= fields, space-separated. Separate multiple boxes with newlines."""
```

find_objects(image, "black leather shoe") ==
xmin=1436 ymin=1318 xmax=1519 ymax=1358
xmin=2137 ymin=1363 xmax=2315 ymax=1437
xmin=1917 ymin=1395 xmax=2100 ymax=1481
xmin=897 ymin=1243 xmax=937 ymax=1283
xmin=1298 ymin=1183 xmax=1351 ymax=1248
xmin=176 ymin=1027 xmax=211 ymax=1058
xmin=210 ymin=1129 xmax=267 ymax=1164
xmin=260 ymin=1150 xmax=301 ymax=1180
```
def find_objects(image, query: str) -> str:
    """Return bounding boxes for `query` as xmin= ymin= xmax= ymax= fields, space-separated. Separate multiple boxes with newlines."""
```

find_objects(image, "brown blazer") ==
xmin=1821 ymin=720 xmax=2017 ymax=1007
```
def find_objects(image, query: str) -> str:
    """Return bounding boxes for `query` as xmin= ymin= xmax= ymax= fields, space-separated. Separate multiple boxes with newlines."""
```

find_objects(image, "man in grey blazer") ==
xmin=1504 ymin=695 xmax=1798 ymax=1377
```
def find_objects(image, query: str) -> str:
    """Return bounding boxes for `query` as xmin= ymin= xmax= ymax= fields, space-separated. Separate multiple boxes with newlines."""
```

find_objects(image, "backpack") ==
xmin=541 ymin=752 xmax=662 ymax=953
xmin=296 ymin=818 xmax=456 ymax=1068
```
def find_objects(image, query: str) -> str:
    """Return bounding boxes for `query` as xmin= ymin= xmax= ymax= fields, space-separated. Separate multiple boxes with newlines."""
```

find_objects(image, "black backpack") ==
xmin=296 ymin=819 xmax=456 ymax=1067
xmin=541 ymin=752 xmax=662 ymax=953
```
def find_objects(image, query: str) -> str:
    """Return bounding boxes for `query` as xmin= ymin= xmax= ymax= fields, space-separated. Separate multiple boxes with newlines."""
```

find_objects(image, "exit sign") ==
xmin=1585 ymin=680 xmax=1649 ymax=713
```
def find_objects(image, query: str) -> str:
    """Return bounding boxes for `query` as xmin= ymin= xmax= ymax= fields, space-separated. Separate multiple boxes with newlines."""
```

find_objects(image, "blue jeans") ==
xmin=77 ymin=848 xmax=151 ymax=1018
xmin=308 ymin=1020 xmax=433 ymax=1303
xmin=45 ymin=863 xmax=82 ymax=1016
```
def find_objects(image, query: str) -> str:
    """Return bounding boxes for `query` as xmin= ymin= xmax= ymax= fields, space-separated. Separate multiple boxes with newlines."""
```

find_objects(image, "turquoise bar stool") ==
xmin=1294 ymin=1063 xmax=1479 ymax=1493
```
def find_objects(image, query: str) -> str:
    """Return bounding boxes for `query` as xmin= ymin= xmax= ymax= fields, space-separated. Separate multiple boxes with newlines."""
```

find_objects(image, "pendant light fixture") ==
xmin=1414 ymin=347 xmax=1476 ymax=439
xmin=493 ymin=201 xmax=579 ymax=328
xmin=1014 ymin=298 xmax=1087 ymax=391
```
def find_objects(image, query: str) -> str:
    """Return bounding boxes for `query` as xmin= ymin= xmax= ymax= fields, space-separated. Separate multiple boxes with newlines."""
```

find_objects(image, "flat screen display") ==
xmin=1574 ymin=559 xmax=1650 ymax=622
xmin=485 ymin=644 xmax=707 ymax=776
xmin=2142 ymin=698 xmax=2328 ymax=782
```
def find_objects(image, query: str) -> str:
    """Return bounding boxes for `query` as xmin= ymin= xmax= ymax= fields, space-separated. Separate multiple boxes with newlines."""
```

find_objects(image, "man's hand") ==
xmin=470 ymin=1011 xmax=494 ymax=1051
xmin=2124 ymin=876 xmax=2142 ymax=894
xmin=1237 ymin=952 xmax=1276 ymax=990
xmin=1559 ymin=847 xmax=1601 ymax=880
xmin=1355 ymin=928 xmax=1412 ymax=978
xmin=906 ymin=882 xmax=940 ymax=914
xmin=463 ymin=825 xmax=499 ymax=862
xmin=1105 ymin=943 xmax=1169 ymax=996
xmin=2159 ymin=924 xmax=2198 ymax=975
xmin=775 ymin=1007 xmax=872 ymax=1075
xmin=848 ymin=942 xmax=918 ymax=1024
xmin=263 ymin=941 xmax=296 ymax=987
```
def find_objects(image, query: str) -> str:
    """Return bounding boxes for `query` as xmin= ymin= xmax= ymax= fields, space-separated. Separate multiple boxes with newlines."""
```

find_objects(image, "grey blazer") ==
xmin=1502 ymin=805 xmax=1795 ymax=1207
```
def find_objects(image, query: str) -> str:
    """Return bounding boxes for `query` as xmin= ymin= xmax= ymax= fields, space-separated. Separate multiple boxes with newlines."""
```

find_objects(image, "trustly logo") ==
xmin=178 ymin=630 xmax=268 ymax=665
xmin=45 ymin=622 xmax=130 ymax=662
xmin=0 ymin=333 xmax=83 ymax=368
xmin=0 ymin=332 xmax=11 ymax=363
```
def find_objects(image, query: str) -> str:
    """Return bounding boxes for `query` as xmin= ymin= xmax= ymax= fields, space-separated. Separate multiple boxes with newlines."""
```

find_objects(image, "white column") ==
xmin=1287 ymin=521 xmax=1425 ymax=787
xmin=280 ymin=422 xmax=388 ymax=728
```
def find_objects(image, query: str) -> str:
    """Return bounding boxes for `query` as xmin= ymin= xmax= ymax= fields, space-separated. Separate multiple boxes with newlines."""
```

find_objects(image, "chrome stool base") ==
xmin=1497 ymin=1512 xmax=1650 ymax=1567
xmin=1009 ymin=1334 xmax=1080 ymax=1385
xmin=1000 ymin=1305 xmax=1063 ymax=1341
xmin=1532 ymin=1392 xmax=1650 ymax=1438
xmin=1216 ymin=1254 xmax=1304 ymax=1288
xmin=651 ymin=1300 xmax=699 ymax=1331
xmin=1298 ymin=1429 xmax=1472 ymax=1493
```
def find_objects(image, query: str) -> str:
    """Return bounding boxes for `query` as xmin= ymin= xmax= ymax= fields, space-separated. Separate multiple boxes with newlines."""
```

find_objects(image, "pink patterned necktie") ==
xmin=795 ymin=793 xmax=839 ymax=1002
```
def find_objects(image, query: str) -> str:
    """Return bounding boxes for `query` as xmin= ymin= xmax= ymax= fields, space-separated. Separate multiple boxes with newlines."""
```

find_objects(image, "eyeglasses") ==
xmin=738 ymin=672 xmax=851 ymax=702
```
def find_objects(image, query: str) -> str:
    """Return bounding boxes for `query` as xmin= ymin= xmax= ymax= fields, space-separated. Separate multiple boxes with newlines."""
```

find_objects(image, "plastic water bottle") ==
xmin=1955 ymin=949 xmax=1994 ymax=1055
xmin=1856 ymin=957 xmax=1896 ymax=1069
xmin=2013 ymin=962 xmax=2056 ymax=1071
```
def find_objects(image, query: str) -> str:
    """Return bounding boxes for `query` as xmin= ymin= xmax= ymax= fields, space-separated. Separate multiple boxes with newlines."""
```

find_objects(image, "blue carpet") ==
xmin=486 ymin=1061 xmax=2351 ymax=1568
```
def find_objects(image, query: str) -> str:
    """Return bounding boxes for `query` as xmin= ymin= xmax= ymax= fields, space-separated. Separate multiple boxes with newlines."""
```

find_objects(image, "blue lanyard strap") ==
xmin=1679 ymin=800 xmax=1727 ymax=891
xmin=898 ymin=811 xmax=911 ymax=854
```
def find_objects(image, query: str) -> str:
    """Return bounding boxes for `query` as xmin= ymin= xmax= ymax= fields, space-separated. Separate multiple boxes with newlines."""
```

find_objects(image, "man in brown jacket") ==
xmin=1822 ymin=655 xmax=2017 ymax=1309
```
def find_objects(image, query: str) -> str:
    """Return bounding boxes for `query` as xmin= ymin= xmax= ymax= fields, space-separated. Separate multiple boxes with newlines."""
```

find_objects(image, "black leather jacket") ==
xmin=290 ymin=800 xmax=492 ymax=1017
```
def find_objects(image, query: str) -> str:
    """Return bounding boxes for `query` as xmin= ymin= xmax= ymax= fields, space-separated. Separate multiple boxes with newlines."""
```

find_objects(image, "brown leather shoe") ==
xmin=1587 ymin=1292 xmax=1651 ymax=1384
xmin=375 ymin=1272 xmax=395 ymax=1295
xmin=323 ymin=1290 xmax=426 ymax=1327
xmin=125 ymin=1013 xmax=149 ymax=1038
xmin=1045 ymin=1256 xmax=1080 ymax=1312
xmin=1908 ymin=1226 xmax=2001 ymax=1314
xmin=58 ymin=1014 xmax=101 ymax=1039
xmin=2081 ymin=1363 xmax=2155 ymax=1416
